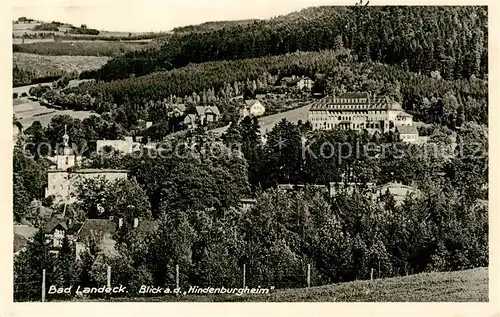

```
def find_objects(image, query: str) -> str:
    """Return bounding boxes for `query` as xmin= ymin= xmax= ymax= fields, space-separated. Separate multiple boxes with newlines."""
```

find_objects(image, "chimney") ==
xmin=109 ymin=216 xmax=114 ymax=220
xmin=118 ymin=218 xmax=123 ymax=228
xmin=133 ymin=218 xmax=139 ymax=228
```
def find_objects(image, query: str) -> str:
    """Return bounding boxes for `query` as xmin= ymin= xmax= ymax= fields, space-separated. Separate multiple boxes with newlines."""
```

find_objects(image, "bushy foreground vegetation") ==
xmin=14 ymin=114 xmax=488 ymax=300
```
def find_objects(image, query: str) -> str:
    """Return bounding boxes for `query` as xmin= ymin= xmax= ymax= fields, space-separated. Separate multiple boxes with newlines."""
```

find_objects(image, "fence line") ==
xmin=14 ymin=263 xmax=386 ymax=301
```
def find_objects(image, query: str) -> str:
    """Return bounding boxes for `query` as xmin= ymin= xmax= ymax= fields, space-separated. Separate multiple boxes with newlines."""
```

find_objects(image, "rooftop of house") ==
xmin=75 ymin=219 xmax=117 ymax=242
xmin=281 ymin=76 xmax=311 ymax=84
xmin=329 ymin=182 xmax=376 ymax=187
xmin=397 ymin=111 xmax=413 ymax=117
xmin=396 ymin=126 xmax=419 ymax=135
xmin=195 ymin=105 xmax=221 ymax=117
xmin=244 ymin=100 xmax=260 ymax=107
xmin=184 ymin=113 xmax=197 ymax=122
xmin=14 ymin=224 xmax=38 ymax=240
xmin=42 ymin=217 xmax=82 ymax=234
xmin=14 ymin=234 xmax=29 ymax=253
xmin=337 ymin=92 xmax=370 ymax=99
xmin=309 ymin=94 xmax=398 ymax=111
xmin=168 ymin=103 xmax=186 ymax=112
xmin=47 ymin=168 xmax=129 ymax=174
xmin=375 ymin=182 xmax=420 ymax=199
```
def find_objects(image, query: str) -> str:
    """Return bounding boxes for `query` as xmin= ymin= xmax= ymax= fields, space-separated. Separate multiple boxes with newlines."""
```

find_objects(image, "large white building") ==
xmin=308 ymin=92 xmax=413 ymax=133
xmin=45 ymin=128 xmax=128 ymax=204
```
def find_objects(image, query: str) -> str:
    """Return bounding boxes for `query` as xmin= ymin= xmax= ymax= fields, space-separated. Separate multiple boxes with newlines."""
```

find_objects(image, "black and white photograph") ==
xmin=6 ymin=0 xmax=494 ymax=310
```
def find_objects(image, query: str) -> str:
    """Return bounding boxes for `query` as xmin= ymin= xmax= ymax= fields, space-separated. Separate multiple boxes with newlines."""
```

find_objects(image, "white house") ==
xmin=396 ymin=126 xmax=419 ymax=144
xmin=240 ymin=100 xmax=265 ymax=118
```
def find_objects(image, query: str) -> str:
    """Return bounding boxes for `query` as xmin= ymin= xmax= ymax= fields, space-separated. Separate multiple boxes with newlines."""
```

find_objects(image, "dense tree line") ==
xmin=14 ymin=178 xmax=487 ymax=300
xmin=95 ymin=6 xmax=487 ymax=82
xmin=13 ymin=41 xmax=150 ymax=57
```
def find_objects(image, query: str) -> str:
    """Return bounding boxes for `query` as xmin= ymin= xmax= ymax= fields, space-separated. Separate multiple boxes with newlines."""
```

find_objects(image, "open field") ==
xmin=71 ymin=267 xmax=487 ymax=302
xmin=14 ymin=53 xmax=109 ymax=82
xmin=210 ymin=102 xmax=312 ymax=136
xmin=13 ymin=79 xmax=92 ymax=96
xmin=13 ymin=97 xmax=95 ymax=128
xmin=13 ymin=21 xmax=169 ymax=43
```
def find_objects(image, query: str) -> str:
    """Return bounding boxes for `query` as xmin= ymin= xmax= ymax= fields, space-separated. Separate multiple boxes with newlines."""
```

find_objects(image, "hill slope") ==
xmin=95 ymin=6 xmax=487 ymax=82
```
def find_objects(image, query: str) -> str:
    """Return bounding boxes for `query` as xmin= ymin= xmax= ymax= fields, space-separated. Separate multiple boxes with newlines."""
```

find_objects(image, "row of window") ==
xmin=313 ymin=122 xmax=386 ymax=129
xmin=311 ymin=116 xmax=388 ymax=122
xmin=313 ymin=109 xmax=388 ymax=114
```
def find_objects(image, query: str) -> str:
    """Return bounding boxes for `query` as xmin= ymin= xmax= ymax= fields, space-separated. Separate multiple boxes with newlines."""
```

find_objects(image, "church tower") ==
xmin=56 ymin=125 xmax=76 ymax=170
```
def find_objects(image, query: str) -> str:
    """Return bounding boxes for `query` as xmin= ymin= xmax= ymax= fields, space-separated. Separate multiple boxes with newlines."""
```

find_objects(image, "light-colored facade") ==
xmin=96 ymin=139 xmax=135 ymax=154
xmin=184 ymin=114 xmax=198 ymax=130
xmin=45 ymin=129 xmax=128 ymax=204
xmin=240 ymin=100 xmax=266 ymax=118
xmin=396 ymin=126 xmax=419 ymax=144
xmin=167 ymin=103 xmax=187 ymax=117
xmin=46 ymin=169 xmax=129 ymax=203
xmin=308 ymin=92 xmax=413 ymax=133
xmin=195 ymin=106 xmax=220 ymax=125
xmin=281 ymin=76 xmax=314 ymax=90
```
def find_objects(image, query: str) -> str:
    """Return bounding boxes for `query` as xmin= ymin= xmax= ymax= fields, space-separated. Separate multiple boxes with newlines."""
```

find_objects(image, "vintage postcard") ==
xmin=2 ymin=0 xmax=498 ymax=316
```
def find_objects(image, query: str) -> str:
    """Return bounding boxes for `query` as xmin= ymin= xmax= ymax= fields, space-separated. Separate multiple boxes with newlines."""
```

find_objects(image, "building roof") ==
xmin=75 ymin=219 xmax=117 ymax=242
xmin=396 ymin=126 xmax=418 ymax=135
xmin=14 ymin=225 xmax=38 ymax=240
xmin=376 ymin=182 xmax=420 ymax=199
xmin=184 ymin=113 xmax=197 ymax=123
xmin=170 ymin=104 xmax=186 ymax=112
xmin=397 ymin=111 xmax=413 ymax=118
xmin=14 ymin=234 xmax=29 ymax=253
xmin=309 ymin=93 xmax=396 ymax=111
xmin=43 ymin=218 xmax=68 ymax=232
xmin=42 ymin=217 xmax=82 ymax=234
xmin=338 ymin=92 xmax=370 ymax=99
xmin=195 ymin=106 xmax=220 ymax=117
xmin=48 ymin=169 xmax=129 ymax=174
xmin=244 ymin=100 xmax=259 ymax=107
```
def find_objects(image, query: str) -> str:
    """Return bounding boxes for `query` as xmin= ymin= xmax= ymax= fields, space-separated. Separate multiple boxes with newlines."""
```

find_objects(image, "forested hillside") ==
xmin=94 ymin=6 xmax=487 ymax=81
xmin=68 ymin=49 xmax=487 ymax=129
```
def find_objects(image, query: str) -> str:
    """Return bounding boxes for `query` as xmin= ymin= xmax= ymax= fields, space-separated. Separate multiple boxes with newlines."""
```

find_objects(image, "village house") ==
xmin=183 ymin=114 xmax=198 ymax=130
xmin=14 ymin=234 xmax=29 ymax=257
xmin=14 ymin=224 xmax=39 ymax=257
xmin=75 ymin=217 xmax=156 ymax=260
xmin=308 ymin=92 xmax=414 ymax=133
xmin=167 ymin=103 xmax=187 ymax=117
xmin=75 ymin=218 xmax=119 ymax=260
xmin=280 ymin=75 xmax=314 ymax=90
xmin=96 ymin=139 xmax=134 ymax=154
xmin=195 ymin=105 xmax=221 ymax=125
xmin=396 ymin=126 xmax=419 ymax=144
xmin=239 ymin=198 xmax=257 ymax=212
xmin=43 ymin=216 xmax=82 ymax=251
xmin=373 ymin=182 xmax=421 ymax=206
xmin=240 ymin=100 xmax=266 ymax=119
xmin=45 ymin=128 xmax=129 ymax=204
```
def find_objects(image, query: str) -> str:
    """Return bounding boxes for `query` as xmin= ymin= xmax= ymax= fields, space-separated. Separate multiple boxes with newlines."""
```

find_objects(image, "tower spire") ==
xmin=62 ymin=125 xmax=69 ymax=147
